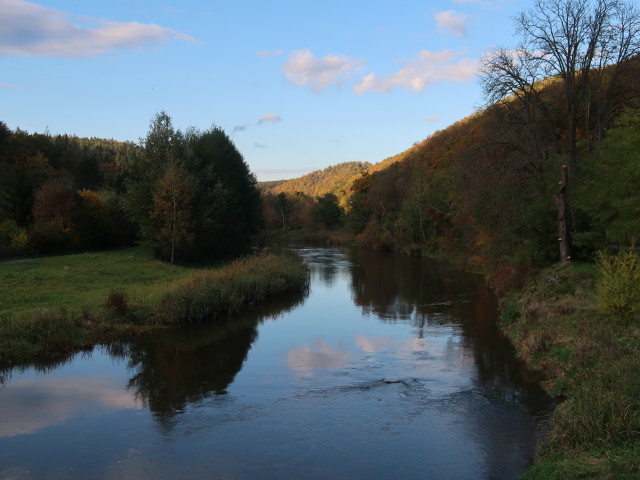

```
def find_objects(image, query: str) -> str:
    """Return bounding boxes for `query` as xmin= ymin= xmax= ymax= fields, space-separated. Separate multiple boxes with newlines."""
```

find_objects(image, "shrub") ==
xmin=105 ymin=291 xmax=130 ymax=319
xmin=156 ymin=252 xmax=309 ymax=324
xmin=10 ymin=229 xmax=29 ymax=249
xmin=595 ymin=248 xmax=640 ymax=323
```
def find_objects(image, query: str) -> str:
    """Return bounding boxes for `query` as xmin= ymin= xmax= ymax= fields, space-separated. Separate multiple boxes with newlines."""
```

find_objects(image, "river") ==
xmin=0 ymin=247 xmax=551 ymax=479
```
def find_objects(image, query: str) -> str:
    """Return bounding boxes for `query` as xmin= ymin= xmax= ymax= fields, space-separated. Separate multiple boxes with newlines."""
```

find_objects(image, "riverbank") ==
xmin=499 ymin=261 xmax=640 ymax=479
xmin=0 ymin=248 xmax=309 ymax=367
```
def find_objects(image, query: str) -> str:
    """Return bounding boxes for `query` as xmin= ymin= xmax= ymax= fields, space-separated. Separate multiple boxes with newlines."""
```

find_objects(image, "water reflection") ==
xmin=0 ymin=376 xmax=141 ymax=437
xmin=348 ymin=249 xmax=547 ymax=404
xmin=0 ymin=248 xmax=550 ymax=479
xmin=287 ymin=338 xmax=352 ymax=371
xmin=114 ymin=294 xmax=307 ymax=422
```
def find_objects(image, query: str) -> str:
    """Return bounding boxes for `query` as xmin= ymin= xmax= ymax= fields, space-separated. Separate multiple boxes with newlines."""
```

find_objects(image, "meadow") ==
xmin=0 ymin=248 xmax=309 ymax=365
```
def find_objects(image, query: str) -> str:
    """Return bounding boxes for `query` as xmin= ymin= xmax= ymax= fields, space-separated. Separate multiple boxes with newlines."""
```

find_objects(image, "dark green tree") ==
xmin=310 ymin=193 xmax=343 ymax=229
xmin=125 ymin=113 xmax=260 ymax=262
xmin=187 ymin=126 xmax=260 ymax=258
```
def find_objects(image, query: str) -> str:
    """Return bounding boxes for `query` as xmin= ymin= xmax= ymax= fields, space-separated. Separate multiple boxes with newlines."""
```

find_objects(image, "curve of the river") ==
xmin=0 ymin=247 xmax=552 ymax=480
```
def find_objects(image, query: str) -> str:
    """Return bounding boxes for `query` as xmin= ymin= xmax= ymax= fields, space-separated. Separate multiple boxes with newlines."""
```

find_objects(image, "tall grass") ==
xmin=0 ymin=249 xmax=309 ymax=366
xmin=500 ymin=262 xmax=640 ymax=478
xmin=595 ymin=248 xmax=640 ymax=324
xmin=156 ymin=252 xmax=309 ymax=323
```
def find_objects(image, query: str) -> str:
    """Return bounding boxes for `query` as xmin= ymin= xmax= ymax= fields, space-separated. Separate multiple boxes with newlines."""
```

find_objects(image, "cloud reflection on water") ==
xmin=0 ymin=376 xmax=140 ymax=437
xmin=287 ymin=338 xmax=351 ymax=371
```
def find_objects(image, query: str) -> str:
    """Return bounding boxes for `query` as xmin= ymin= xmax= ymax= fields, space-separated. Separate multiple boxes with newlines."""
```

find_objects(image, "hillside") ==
xmin=262 ymin=161 xmax=372 ymax=202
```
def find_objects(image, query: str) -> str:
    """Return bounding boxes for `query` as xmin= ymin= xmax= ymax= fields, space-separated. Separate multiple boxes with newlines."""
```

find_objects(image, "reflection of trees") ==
xmin=123 ymin=320 xmax=257 ymax=418
xmin=300 ymin=247 xmax=348 ymax=288
xmin=316 ymin=262 xmax=339 ymax=287
xmin=107 ymin=292 xmax=308 ymax=421
xmin=349 ymin=249 xmax=478 ymax=325
xmin=348 ymin=248 xmax=550 ymax=406
xmin=348 ymin=248 xmax=552 ymax=478
xmin=0 ymin=351 xmax=85 ymax=389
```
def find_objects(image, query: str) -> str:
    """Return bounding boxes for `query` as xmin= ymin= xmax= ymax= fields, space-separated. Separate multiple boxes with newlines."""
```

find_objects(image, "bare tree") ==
xmin=480 ymin=0 xmax=640 ymax=264
xmin=589 ymin=1 xmax=640 ymax=146
xmin=480 ymin=47 xmax=554 ymax=166
xmin=515 ymin=0 xmax=640 ymax=167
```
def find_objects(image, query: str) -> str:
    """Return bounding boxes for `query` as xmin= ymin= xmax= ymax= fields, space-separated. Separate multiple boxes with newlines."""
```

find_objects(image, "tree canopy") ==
xmin=125 ymin=112 xmax=260 ymax=262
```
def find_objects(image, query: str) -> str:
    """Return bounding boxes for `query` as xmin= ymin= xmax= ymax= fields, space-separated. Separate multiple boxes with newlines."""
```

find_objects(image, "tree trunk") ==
xmin=553 ymin=164 xmax=570 ymax=264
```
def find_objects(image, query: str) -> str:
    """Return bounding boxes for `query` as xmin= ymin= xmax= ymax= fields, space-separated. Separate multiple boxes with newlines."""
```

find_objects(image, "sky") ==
xmin=0 ymin=0 xmax=527 ymax=181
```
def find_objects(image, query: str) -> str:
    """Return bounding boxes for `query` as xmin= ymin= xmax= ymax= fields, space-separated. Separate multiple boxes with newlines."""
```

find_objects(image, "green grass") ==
xmin=0 ymin=248 xmax=195 ymax=319
xmin=0 ymin=247 xmax=309 ymax=366
xmin=500 ymin=261 xmax=640 ymax=478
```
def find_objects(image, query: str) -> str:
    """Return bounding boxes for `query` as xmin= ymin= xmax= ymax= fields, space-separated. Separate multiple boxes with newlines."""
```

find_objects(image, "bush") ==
xmin=105 ymin=291 xmax=130 ymax=319
xmin=595 ymin=248 xmax=640 ymax=323
xmin=156 ymin=252 xmax=309 ymax=324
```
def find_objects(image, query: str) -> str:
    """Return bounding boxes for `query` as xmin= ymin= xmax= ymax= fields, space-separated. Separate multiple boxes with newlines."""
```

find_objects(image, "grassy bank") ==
xmin=0 ymin=248 xmax=309 ymax=366
xmin=500 ymin=260 xmax=640 ymax=479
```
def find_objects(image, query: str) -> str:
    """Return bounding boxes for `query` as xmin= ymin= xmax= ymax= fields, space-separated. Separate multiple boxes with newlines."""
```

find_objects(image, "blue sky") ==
xmin=1 ymin=0 xmax=525 ymax=181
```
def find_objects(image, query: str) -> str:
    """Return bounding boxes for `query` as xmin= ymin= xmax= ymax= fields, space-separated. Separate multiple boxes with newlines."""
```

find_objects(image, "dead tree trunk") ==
xmin=553 ymin=164 xmax=570 ymax=264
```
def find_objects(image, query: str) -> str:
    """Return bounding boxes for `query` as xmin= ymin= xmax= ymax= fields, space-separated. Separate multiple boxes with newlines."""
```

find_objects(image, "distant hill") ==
xmin=256 ymin=180 xmax=287 ymax=191
xmin=262 ymin=161 xmax=372 ymax=202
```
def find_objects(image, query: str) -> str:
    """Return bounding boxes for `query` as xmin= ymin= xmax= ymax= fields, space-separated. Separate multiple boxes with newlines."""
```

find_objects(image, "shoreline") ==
xmin=0 ymin=249 xmax=309 ymax=368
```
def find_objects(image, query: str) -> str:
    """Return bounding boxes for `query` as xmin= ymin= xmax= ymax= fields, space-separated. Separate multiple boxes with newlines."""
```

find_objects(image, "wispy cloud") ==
xmin=283 ymin=49 xmax=362 ymax=93
xmin=232 ymin=124 xmax=247 ymax=133
xmin=257 ymin=113 xmax=282 ymax=125
xmin=257 ymin=49 xmax=283 ymax=57
xmin=254 ymin=142 xmax=266 ymax=148
xmin=354 ymin=50 xmax=478 ymax=94
xmin=0 ymin=0 xmax=194 ymax=58
xmin=435 ymin=10 xmax=468 ymax=37
xmin=425 ymin=115 xmax=441 ymax=122
xmin=0 ymin=82 xmax=23 ymax=88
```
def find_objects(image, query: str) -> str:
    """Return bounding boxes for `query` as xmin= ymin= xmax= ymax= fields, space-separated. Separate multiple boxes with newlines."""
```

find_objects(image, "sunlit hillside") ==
xmin=260 ymin=161 xmax=371 ymax=203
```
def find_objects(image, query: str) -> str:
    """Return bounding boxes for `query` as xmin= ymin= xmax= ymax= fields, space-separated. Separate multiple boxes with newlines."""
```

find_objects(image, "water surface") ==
xmin=0 ymin=247 xmax=550 ymax=479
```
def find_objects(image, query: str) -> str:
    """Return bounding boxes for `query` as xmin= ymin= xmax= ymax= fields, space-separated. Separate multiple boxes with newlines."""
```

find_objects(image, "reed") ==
xmin=156 ymin=252 xmax=309 ymax=324
xmin=0 ymin=249 xmax=309 ymax=366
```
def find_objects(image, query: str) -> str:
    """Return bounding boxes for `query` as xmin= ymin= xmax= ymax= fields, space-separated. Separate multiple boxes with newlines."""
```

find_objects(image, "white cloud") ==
xmin=354 ymin=50 xmax=478 ymax=94
xmin=283 ymin=49 xmax=362 ymax=93
xmin=0 ymin=0 xmax=194 ymax=57
xmin=257 ymin=113 xmax=282 ymax=125
xmin=0 ymin=82 xmax=22 ymax=88
xmin=425 ymin=115 xmax=441 ymax=122
xmin=435 ymin=10 xmax=468 ymax=37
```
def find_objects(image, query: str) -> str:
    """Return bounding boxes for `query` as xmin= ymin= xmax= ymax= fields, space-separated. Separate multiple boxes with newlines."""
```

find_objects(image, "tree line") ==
xmin=3 ymin=0 xmax=639 ymax=271
xmin=0 ymin=112 xmax=260 ymax=263
xmin=314 ymin=0 xmax=640 ymax=270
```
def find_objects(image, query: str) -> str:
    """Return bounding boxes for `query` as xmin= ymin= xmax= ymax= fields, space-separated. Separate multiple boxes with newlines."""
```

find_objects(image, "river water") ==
xmin=0 ymin=247 xmax=551 ymax=479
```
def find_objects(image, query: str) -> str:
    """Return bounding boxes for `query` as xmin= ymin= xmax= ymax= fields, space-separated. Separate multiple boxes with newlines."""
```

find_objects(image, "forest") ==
xmin=262 ymin=1 xmax=640 ymax=280
xmin=0 ymin=112 xmax=260 ymax=263
xmin=2 ymin=0 xmax=640 ymax=476
xmin=1 ymin=0 xmax=639 ymax=275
